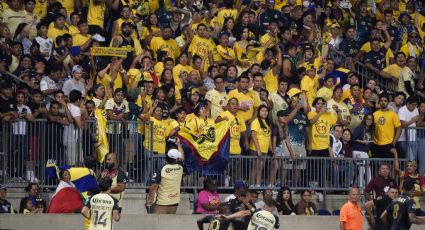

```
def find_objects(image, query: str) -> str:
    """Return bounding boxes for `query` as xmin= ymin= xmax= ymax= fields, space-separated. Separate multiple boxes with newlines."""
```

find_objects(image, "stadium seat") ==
xmin=317 ymin=209 xmax=332 ymax=216
xmin=332 ymin=210 xmax=340 ymax=216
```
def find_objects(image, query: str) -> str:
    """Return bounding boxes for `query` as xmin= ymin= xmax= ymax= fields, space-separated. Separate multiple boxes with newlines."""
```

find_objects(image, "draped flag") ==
xmin=175 ymin=121 xmax=230 ymax=175
xmin=46 ymin=161 xmax=98 ymax=197
xmin=47 ymin=181 xmax=84 ymax=213
xmin=95 ymin=109 xmax=109 ymax=163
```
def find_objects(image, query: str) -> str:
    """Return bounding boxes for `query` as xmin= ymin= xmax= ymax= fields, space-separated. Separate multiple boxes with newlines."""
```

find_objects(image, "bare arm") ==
xmin=251 ymin=131 xmax=261 ymax=155
xmin=393 ymin=126 xmax=401 ymax=146
xmin=110 ymin=183 xmax=126 ymax=194
xmin=81 ymin=206 xmax=90 ymax=219
xmin=146 ymin=183 xmax=158 ymax=205
xmin=409 ymin=213 xmax=425 ymax=225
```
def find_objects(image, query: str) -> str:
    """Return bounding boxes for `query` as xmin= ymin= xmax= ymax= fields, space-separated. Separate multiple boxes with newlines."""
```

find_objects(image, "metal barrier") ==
xmin=0 ymin=119 xmax=410 ymax=191
xmin=0 ymin=119 xmax=153 ymax=187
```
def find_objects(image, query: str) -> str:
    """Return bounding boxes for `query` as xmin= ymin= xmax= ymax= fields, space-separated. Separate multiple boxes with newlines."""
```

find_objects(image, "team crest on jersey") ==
xmin=378 ymin=116 xmax=386 ymax=125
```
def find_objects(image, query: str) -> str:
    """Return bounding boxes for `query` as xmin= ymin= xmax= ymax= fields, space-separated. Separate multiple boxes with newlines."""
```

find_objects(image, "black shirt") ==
xmin=0 ymin=95 xmax=15 ymax=113
xmin=0 ymin=199 xmax=13 ymax=213
xmin=386 ymin=194 xmax=416 ymax=230
xmin=364 ymin=48 xmax=387 ymax=70
xmin=339 ymin=38 xmax=360 ymax=58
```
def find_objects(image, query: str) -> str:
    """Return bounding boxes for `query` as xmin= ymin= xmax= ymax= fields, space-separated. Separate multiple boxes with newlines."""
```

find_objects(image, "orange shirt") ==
xmin=340 ymin=201 xmax=363 ymax=230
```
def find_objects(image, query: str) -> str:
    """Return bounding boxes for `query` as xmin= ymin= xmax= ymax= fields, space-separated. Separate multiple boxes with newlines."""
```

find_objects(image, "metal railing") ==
xmin=0 ymin=119 xmax=153 ymax=187
xmin=0 ymin=119 xmax=411 ymax=192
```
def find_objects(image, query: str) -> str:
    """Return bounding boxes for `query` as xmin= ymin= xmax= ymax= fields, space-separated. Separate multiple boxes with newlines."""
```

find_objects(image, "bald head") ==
xmin=106 ymin=153 xmax=118 ymax=170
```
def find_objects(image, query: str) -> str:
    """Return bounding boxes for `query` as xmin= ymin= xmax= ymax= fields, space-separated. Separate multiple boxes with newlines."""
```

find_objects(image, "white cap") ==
xmin=71 ymin=65 xmax=83 ymax=74
xmin=167 ymin=149 xmax=182 ymax=160
xmin=92 ymin=34 xmax=105 ymax=42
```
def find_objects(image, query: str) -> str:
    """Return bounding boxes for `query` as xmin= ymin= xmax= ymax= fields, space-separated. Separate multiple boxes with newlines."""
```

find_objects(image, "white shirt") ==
xmin=63 ymin=103 xmax=82 ymax=141
xmin=330 ymin=134 xmax=343 ymax=157
xmin=40 ymin=76 xmax=58 ymax=92
xmin=398 ymin=105 xmax=418 ymax=142
xmin=34 ymin=36 xmax=53 ymax=60
xmin=62 ymin=79 xmax=86 ymax=97
xmin=12 ymin=104 xmax=31 ymax=135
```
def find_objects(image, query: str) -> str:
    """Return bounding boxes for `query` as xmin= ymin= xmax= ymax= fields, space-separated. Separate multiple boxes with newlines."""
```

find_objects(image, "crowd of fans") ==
xmin=2 ymin=0 xmax=425 ymax=228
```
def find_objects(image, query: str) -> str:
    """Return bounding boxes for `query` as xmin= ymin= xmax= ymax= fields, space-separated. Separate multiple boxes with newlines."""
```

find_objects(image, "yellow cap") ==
xmin=287 ymin=88 xmax=302 ymax=98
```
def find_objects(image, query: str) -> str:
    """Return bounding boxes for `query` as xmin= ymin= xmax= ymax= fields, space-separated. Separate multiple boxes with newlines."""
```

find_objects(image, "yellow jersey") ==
xmin=144 ymin=116 xmax=170 ymax=154
xmin=173 ymin=64 xmax=193 ymax=89
xmin=301 ymin=75 xmax=319 ymax=106
xmin=47 ymin=26 xmax=69 ymax=46
xmin=205 ymin=89 xmax=228 ymax=120
xmin=87 ymin=0 xmax=105 ymax=28
xmin=150 ymin=36 xmax=181 ymax=60
xmin=34 ymin=0 xmax=47 ymax=18
xmin=264 ymin=70 xmax=278 ymax=94
xmin=373 ymin=110 xmax=401 ymax=145
xmin=68 ymin=25 xmax=80 ymax=36
xmin=186 ymin=116 xmax=215 ymax=136
xmin=72 ymin=33 xmax=91 ymax=47
xmin=217 ymin=8 xmax=238 ymax=28
xmin=308 ymin=111 xmax=337 ymax=150
xmin=214 ymin=45 xmax=236 ymax=62
xmin=228 ymin=89 xmax=260 ymax=122
xmin=218 ymin=111 xmax=246 ymax=154
xmin=249 ymin=118 xmax=271 ymax=153
xmin=57 ymin=0 xmax=74 ymax=15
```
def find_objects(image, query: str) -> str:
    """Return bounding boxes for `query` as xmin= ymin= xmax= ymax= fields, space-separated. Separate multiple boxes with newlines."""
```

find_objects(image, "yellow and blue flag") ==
xmin=94 ymin=109 xmax=109 ymax=163
xmin=176 ymin=121 xmax=230 ymax=175
xmin=46 ymin=162 xmax=97 ymax=196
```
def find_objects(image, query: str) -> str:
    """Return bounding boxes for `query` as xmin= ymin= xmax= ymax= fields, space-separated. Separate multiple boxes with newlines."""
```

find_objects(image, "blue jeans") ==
xmin=332 ymin=161 xmax=354 ymax=188
xmin=399 ymin=141 xmax=418 ymax=162
xmin=417 ymin=138 xmax=425 ymax=175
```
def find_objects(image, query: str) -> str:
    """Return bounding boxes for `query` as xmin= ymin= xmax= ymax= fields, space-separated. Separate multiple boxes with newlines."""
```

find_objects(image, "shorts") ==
xmin=277 ymin=145 xmax=307 ymax=169
xmin=248 ymin=150 xmax=267 ymax=157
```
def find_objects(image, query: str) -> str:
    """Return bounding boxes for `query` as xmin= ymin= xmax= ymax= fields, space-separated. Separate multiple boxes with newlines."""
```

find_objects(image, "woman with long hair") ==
xmin=249 ymin=105 xmax=272 ymax=187
xmin=221 ymin=17 xmax=236 ymax=46
xmin=233 ymin=26 xmax=251 ymax=69
xmin=182 ymin=87 xmax=201 ymax=117
xmin=352 ymin=114 xmax=374 ymax=188
xmin=276 ymin=186 xmax=296 ymax=215
xmin=269 ymin=110 xmax=295 ymax=187
xmin=295 ymin=190 xmax=317 ymax=215
xmin=141 ymin=13 xmax=160 ymax=44
xmin=13 ymin=23 xmax=33 ymax=55
xmin=152 ymin=86 xmax=170 ymax=119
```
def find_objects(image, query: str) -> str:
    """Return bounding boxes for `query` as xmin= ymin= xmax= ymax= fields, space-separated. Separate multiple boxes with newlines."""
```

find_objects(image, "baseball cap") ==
xmin=114 ymin=88 xmax=125 ymax=95
xmin=277 ymin=109 xmax=291 ymax=117
xmin=303 ymin=44 xmax=314 ymax=52
xmin=287 ymin=88 xmax=302 ymax=98
xmin=167 ymin=149 xmax=182 ymax=159
xmin=71 ymin=65 xmax=83 ymax=74
xmin=92 ymin=34 xmax=105 ymax=42
xmin=234 ymin=180 xmax=248 ymax=189
xmin=190 ymin=88 xmax=200 ymax=95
